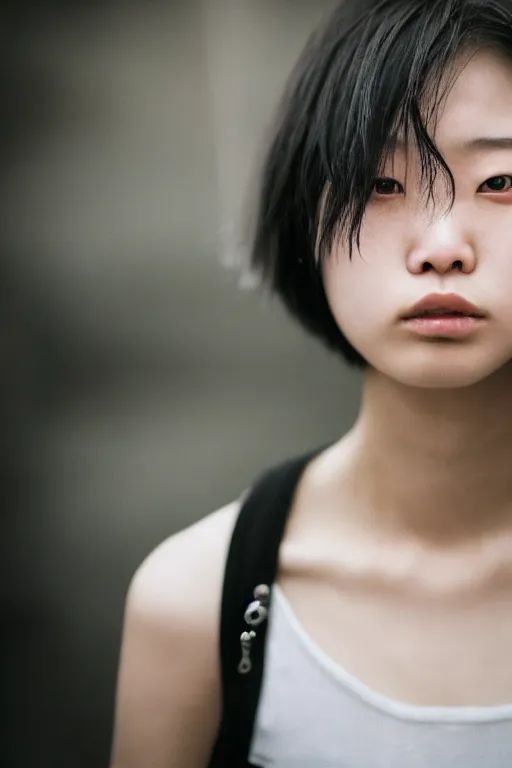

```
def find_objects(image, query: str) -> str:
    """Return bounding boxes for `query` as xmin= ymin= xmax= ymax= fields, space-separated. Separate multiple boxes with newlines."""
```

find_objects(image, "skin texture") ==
xmin=111 ymin=51 xmax=512 ymax=767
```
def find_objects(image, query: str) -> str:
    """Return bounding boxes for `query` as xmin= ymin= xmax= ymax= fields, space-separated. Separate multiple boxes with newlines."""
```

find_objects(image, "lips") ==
xmin=402 ymin=293 xmax=485 ymax=320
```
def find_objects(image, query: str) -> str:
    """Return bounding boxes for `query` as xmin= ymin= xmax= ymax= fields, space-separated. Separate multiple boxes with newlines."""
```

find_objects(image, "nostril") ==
xmin=451 ymin=260 xmax=463 ymax=270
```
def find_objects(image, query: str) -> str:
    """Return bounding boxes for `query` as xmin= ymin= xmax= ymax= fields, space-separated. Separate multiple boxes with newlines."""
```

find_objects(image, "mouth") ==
xmin=405 ymin=308 xmax=480 ymax=319
xmin=400 ymin=294 xmax=487 ymax=339
xmin=402 ymin=294 xmax=486 ymax=321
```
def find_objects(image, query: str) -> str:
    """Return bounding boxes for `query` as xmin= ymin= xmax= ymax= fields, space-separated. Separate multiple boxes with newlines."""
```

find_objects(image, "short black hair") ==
xmin=246 ymin=0 xmax=512 ymax=367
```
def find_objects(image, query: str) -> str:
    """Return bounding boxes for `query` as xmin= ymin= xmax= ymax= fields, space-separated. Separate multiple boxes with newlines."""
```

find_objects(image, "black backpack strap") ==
xmin=208 ymin=446 xmax=325 ymax=766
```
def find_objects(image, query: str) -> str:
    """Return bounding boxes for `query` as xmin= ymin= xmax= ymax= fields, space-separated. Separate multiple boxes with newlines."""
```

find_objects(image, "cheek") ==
xmin=322 ymin=236 xmax=396 ymax=344
xmin=324 ymin=261 xmax=366 ymax=315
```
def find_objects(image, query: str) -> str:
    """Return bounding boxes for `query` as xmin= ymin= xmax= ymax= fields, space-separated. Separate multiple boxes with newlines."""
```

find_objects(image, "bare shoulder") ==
xmin=110 ymin=500 xmax=241 ymax=768
xmin=129 ymin=500 xmax=241 ymax=622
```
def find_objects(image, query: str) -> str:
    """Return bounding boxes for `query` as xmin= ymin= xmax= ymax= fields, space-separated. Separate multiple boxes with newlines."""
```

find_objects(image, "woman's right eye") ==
xmin=372 ymin=178 xmax=403 ymax=196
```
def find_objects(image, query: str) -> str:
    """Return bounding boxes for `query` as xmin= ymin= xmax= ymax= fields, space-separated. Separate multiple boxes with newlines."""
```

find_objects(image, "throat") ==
xmin=341 ymin=369 xmax=512 ymax=544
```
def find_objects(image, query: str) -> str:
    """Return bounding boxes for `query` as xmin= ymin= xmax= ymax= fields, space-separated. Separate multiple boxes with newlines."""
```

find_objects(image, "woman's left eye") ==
xmin=479 ymin=175 xmax=512 ymax=193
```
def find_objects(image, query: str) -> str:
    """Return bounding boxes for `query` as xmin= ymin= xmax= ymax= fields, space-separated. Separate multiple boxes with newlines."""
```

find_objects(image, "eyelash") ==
xmin=372 ymin=175 xmax=512 ymax=196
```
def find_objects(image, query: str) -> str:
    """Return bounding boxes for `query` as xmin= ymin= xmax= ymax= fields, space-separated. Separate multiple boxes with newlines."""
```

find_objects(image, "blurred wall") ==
xmin=3 ymin=2 xmax=361 ymax=766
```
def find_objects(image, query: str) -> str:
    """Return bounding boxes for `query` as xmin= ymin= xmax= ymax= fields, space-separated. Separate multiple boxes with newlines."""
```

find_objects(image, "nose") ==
xmin=406 ymin=214 xmax=477 ymax=275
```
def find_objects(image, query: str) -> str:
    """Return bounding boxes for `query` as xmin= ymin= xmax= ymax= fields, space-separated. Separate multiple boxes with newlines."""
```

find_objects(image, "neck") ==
xmin=347 ymin=362 xmax=512 ymax=544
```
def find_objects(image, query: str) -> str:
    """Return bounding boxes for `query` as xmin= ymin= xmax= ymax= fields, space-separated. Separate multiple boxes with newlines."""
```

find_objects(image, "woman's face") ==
xmin=323 ymin=50 xmax=512 ymax=389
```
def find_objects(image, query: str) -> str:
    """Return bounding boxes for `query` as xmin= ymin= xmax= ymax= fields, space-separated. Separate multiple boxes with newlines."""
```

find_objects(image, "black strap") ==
xmin=208 ymin=446 xmax=325 ymax=766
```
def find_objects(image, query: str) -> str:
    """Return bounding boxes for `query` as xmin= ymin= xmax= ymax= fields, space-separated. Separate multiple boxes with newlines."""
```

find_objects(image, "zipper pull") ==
xmin=237 ymin=630 xmax=256 ymax=674
xmin=243 ymin=584 xmax=270 ymax=627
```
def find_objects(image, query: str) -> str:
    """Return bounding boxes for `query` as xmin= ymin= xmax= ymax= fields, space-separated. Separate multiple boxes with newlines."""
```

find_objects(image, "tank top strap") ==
xmin=208 ymin=445 xmax=325 ymax=767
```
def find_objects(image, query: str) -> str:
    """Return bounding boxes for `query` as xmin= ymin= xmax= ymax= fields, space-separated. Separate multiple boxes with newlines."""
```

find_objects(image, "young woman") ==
xmin=110 ymin=1 xmax=512 ymax=765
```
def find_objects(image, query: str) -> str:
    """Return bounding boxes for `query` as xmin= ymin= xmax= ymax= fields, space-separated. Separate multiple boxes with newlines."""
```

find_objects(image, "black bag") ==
xmin=208 ymin=448 xmax=322 ymax=767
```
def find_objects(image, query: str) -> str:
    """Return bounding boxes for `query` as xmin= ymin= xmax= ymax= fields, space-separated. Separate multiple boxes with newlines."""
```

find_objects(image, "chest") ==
xmin=248 ymin=584 xmax=512 ymax=768
xmin=277 ymin=573 xmax=512 ymax=707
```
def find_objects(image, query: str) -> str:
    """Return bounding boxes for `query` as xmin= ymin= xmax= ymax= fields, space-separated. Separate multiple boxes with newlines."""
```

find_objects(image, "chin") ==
xmin=368 ymin=348 xmax=512 ymax=390
xmin=393 ymin=370 xmax=492 ymax=390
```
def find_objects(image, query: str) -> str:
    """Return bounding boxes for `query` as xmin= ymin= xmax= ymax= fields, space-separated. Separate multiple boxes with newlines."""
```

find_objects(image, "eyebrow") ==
xmin=387 ymin=136 xmax=512 ymax=153
xmin=460 ymin=137 xmax=512 ymax=152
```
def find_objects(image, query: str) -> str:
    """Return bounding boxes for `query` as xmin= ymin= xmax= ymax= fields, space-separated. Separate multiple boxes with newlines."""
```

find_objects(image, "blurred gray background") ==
xmin=2 ymin=1 xmax=362 ymax=766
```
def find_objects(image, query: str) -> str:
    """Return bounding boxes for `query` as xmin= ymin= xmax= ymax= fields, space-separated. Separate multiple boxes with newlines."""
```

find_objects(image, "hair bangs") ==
xmin=314 ymin=1 xmax=477 ymax=263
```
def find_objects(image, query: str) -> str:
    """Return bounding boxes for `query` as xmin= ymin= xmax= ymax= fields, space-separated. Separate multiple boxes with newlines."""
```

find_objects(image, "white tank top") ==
xmin=249 ymin=585 xmax=512 ymax=767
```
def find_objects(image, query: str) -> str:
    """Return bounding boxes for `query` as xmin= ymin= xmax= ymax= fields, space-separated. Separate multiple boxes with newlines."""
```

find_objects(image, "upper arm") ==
xmin=110 ymin=503 xmax=239 ymax=768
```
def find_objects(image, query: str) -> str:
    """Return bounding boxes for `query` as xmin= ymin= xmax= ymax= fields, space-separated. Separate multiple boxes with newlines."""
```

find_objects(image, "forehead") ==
xmin=432 ymin=50 xmax=512 ymax=150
